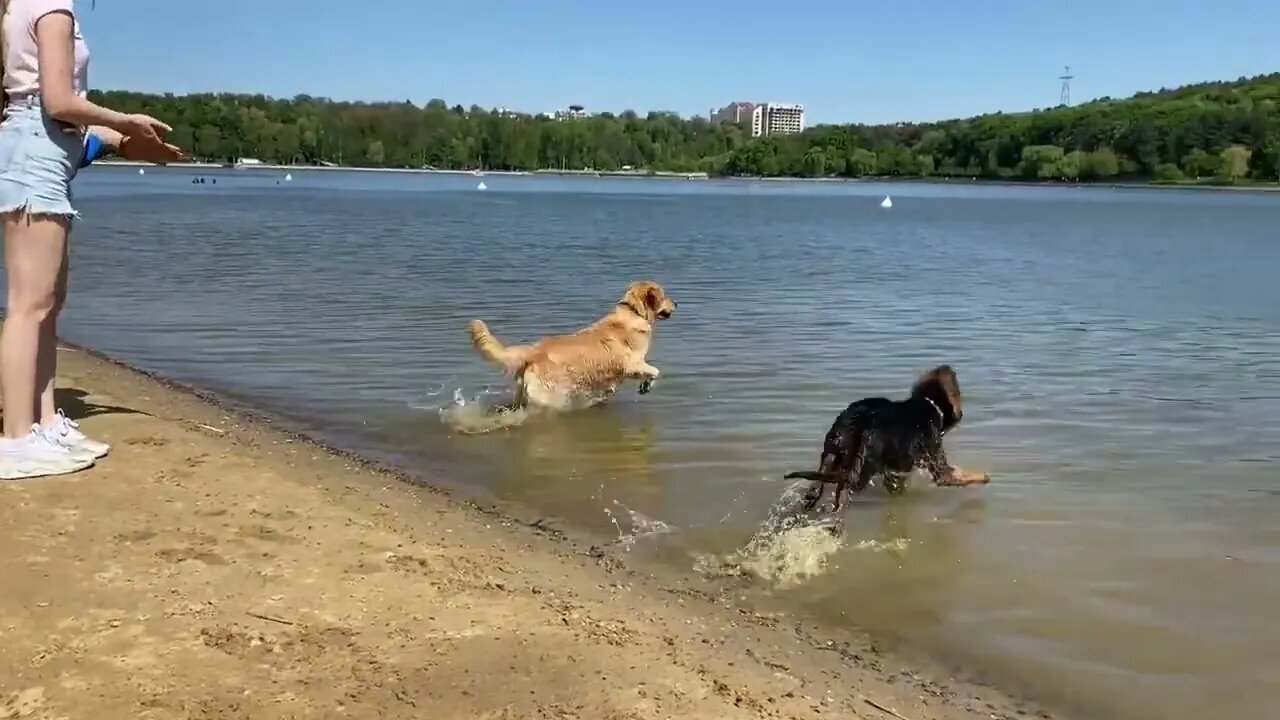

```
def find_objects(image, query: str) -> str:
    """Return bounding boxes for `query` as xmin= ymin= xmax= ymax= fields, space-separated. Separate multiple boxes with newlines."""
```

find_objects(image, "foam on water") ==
xmin=430 ymin=380 xmax=627 ymax=434
xmin=696 ymin=479 xmax=847 ymax=588
xmin=434 ymin=387 xmax=531 ymax=434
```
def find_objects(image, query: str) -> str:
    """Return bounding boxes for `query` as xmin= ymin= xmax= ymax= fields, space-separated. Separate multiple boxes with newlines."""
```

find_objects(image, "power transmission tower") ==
xmin=1059 ymin=66 xmax=1074 ymax=106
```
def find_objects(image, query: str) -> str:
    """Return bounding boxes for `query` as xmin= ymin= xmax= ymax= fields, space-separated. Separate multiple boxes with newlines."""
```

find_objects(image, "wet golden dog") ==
xmin=467 ymin=280 xmax=677 ymax=410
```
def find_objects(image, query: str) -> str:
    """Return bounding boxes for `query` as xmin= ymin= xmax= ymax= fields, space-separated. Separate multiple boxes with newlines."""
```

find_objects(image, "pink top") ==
xmin=2 ymin=0 xmax=90 ymax=104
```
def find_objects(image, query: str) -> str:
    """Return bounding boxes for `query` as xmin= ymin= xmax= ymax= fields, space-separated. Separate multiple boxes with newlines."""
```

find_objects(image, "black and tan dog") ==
xmin=784 ymin=365 xmax=989 ymax=512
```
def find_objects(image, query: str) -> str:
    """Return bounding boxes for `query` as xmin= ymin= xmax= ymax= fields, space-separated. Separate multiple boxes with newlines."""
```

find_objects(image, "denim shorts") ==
xmin=0 ymin=98 xmax=85 ymax=219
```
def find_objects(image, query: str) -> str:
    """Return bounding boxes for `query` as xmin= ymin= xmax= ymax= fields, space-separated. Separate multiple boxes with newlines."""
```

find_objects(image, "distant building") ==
xmin=493 ymin=106 xmax=520 ymax=118
xmin=710 ymin=101 xmax=755 ymax=125
xmin=555 ymin=104 xmax=588 ymax=121
xmin=751 ymin=103 xmax=805 ymax=137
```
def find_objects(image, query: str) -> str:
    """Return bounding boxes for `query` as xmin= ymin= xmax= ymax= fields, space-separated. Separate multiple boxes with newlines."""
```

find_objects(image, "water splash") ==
xmin=433 ymin=386 xmax=531 ymax=434
xmin=695 ymin=479 xmax=848 ymax=589
xmin=603 ymin=499 xmax=674 ymax=551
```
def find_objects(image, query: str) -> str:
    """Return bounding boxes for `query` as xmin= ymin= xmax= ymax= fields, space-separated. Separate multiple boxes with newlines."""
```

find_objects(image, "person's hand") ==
xmin=119 ymin=113 xmax=171 ymax=145
xmin=120 ymin=133 xmax=188 ymax=164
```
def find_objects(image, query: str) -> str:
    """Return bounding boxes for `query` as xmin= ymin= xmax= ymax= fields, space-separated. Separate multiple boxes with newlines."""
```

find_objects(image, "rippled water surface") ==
xmin=46 ymin=167 xmax=1280 ymax=719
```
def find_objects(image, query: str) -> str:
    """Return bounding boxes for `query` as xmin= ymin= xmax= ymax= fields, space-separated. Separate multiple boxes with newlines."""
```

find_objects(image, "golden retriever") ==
xmin=467 ymin=280 xmax=677 ymax=410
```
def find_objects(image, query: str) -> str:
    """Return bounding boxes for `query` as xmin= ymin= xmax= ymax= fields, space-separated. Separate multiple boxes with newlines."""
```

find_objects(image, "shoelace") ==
xmin=32 ymin=424 xmax=72 ymax=452
xmin=55 ymin=409 xmax=79 ymax=434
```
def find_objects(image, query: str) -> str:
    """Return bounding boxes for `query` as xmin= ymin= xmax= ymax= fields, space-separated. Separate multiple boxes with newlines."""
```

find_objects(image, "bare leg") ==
xmin=2 ymin=213 xmax=70 ymax=439
xmin=35 ymin=241 xmax=69 ymax=426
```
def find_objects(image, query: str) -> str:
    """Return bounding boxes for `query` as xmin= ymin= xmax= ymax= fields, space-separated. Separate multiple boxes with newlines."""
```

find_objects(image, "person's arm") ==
xmin=83 ymin=124 xmax=188 ymax=166
xmin=35 ymin=9 xmax=129 ymax=130
xmin=86 ymin=125 xmax=123 ymax=152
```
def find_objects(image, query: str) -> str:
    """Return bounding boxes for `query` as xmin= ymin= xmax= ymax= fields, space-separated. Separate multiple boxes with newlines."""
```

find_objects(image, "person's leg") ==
xmin=34 ymin=236 xmax=109 ymax=459
xmin=0 ymin=211 xmax=93 ymax=479
xmin=0 ymin=105 xmax=97 ymax=478
xmin=1 ymin=212 xmax=67 ymax=438
xmin=35 ymin=240 xmax=69 ymax=426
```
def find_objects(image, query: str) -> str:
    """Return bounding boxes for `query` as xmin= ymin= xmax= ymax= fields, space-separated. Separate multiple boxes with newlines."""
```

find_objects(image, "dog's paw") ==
xmin=938 ymin=466 xmax=990 ymax=487
xmin=638 ymin=378 xmax=655 ymax=395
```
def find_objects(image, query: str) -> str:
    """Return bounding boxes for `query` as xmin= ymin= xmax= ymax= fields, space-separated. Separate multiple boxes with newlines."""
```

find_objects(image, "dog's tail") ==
xmin=468 ymin=320 xmax=532 ymax=375
xmin=783 ymin=470 xmax=841 ymax=483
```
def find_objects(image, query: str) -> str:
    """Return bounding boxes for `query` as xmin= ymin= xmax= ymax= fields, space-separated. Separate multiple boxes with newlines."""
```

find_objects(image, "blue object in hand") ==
xmin=79 ymin=132 xmax=104 ymax=168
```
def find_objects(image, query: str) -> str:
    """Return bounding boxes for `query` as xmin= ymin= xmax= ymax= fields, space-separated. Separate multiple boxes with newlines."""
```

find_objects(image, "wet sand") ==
xmin=0 ymin=345 xmax=1060 ymax=720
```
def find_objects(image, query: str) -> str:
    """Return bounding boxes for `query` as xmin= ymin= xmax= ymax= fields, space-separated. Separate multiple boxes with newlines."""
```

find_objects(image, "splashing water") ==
xmin=429 ymin=380 xmax=627 ymax=434
xmin=435 ymin=386 xmax=531 ymax=434
xmin=603 ymin=499 xmax=675 ymax=551
xmin=695 ymin=479 xmax=850 ymax=589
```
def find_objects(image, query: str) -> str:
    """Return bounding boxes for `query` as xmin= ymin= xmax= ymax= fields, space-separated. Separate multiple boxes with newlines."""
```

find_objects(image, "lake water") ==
xmin=47 ymin=167 xmax=1280 ymax=719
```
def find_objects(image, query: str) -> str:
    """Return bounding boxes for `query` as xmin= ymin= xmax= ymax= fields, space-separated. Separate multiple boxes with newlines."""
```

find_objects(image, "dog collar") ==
xmin=924 ymin=397 xmax=946 ymax=431
xmin=617 ymin=301 xmax=649 ymax=320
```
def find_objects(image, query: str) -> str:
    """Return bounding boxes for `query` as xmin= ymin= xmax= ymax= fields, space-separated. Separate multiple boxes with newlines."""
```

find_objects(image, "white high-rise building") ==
xmin=750 ymin=103 xmax=805 ymax=137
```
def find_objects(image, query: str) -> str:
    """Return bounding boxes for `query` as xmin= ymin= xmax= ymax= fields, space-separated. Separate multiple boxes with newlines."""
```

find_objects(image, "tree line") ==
xmin=88 ymin=72 xmax=1280 ymax=183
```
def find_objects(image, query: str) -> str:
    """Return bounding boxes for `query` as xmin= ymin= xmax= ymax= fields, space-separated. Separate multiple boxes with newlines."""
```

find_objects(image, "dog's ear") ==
xmin=623 ymin=281 xmax=663 ymax=310
xmin=642 ymin=283 xmax=663 ymax=311
xmin=911 ymin=365 xmax=963 ymax=429
xmin=619 ymin=281 xmax=655 ymax=320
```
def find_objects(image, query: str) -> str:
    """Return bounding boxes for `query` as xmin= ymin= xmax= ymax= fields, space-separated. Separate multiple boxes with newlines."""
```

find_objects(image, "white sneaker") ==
xmin=47 ymin=409 xmax=110 ymax=459
xmin=0 ymin=425 xmax=96 ymax=480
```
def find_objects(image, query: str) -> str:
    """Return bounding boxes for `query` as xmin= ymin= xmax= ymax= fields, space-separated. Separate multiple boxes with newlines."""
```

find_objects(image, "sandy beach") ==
xmin=0 ymin=345 xmax=1059 ymax=720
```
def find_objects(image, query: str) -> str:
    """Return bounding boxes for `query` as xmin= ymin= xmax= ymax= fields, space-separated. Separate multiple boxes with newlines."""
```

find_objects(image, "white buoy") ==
xmin=880 ymin=195 xmax=892 ymax=209
xmin=284 ymin=173 xmax=292 ymax=182
xmin=476 ymin=181 xmax=487 ymax=191
xmin=138 ymin=168 xmax=145 ymax=175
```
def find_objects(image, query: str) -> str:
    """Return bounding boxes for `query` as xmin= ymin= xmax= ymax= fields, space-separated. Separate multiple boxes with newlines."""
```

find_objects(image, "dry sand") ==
xmin=0 ymin=346 xmax=1060 ymax=720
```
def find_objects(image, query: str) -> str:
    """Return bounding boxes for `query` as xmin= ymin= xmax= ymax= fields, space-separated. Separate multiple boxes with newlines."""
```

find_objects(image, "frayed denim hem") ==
xmin=0 ymin=199 xmax=79 ymax=221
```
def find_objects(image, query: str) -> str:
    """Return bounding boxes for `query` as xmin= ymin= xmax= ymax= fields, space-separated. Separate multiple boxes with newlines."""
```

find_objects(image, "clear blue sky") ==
xmin=79 ymin=0 xmax=1279 ymax=125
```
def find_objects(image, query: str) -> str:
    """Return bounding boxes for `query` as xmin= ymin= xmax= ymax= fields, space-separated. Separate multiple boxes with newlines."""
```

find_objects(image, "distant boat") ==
xmin=476 ymin=181 xmax=488 ymax=191
xmin=284 ymin=173 xmax=293 ymax=182
xmin=880 ymin=195 xmax=892 ymax=209
xmin=137 ymin=168 xmax=145 ymax=175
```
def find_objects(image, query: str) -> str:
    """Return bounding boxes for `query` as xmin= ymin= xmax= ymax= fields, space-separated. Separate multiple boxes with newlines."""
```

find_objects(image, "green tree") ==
xmin=916 ymin=154 xmax=935 ymax=177
xmin=1258 ymin=139 xmax=1280 ymax=182
xmin=275 ymin=124 xmax=301 ymax=164
xmin=1061 ymin=150 xmax=1084 ymax=180
xmin=1018 ymin=145 xmax=1065 ymax=179
xmin=194 ymin=125 xmax=222 ymax=159
xmin=366 ymin=139 xmax=386 ymax=165
xmin=801 ymin=147 xmax=826 ymax=177
xmin=1153 ymin=163 xmax=1185 ymax=182
xmin=82 ymin=71 xmax=1280 ymax=183
xmin=1182 ymin=148 xmax=1218 ymax=178
xmin=846 ymin=148 xmax=877 ymax=177
xmin=1080 ymin=147 xmax=1119 ymax=179
xmin=1217 ymin=145 xmax=1251 ymax=182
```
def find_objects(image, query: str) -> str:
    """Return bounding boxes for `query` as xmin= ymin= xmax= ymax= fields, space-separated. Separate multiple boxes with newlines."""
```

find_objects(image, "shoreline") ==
xmin=96 ymin=159 xmax=1280 ymax=192
xmin=0 ymin=342 xmax=1065 ymax=720
xmin=98 ymin=160 xmax=708 ymax=181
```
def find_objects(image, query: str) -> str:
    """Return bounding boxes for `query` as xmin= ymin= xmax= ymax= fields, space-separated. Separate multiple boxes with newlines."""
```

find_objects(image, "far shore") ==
xmin=97 ymin=158 xmax=1280 ymax=192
